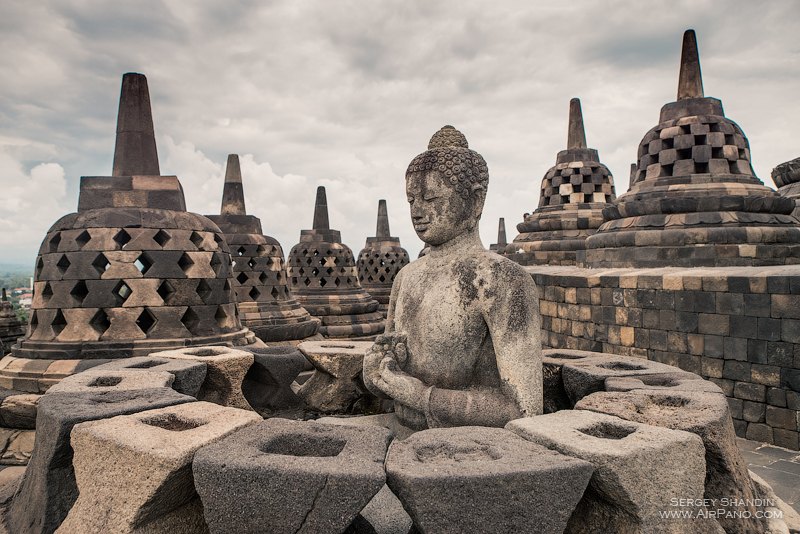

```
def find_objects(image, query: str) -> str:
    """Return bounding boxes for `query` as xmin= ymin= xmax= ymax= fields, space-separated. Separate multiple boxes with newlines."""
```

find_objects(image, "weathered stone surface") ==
xmin=749 ymin=469 xmax=800 ymax=534
xmin=604 ymin=372 xmax=724 ymax=395
xmin=193 ymin=419 xmax=390 ymax=534
xmin=317 ymin=413 xmax=416 ymax=441
xmin=575 ymin=389 xmax=766 ymax=534
xmin=560 ymin=354 xmax=695 ymax=404
xmin=508 ymin=411 xmax=720 ymax=534
xmin=386 ymin=426 xmax=593 ymax=534
xmin=241 ymin=346 xmax=306 ymax=412
xmin=0 ymin=393 xmax=40 ymax=429
xmin=298 ymin=341 xmax=373 ymax=413
xmin=46 ymin=369 xmax=174 ymax=395
xmin=0 ymin=290 xmax=24 ymax=354
xmin=355 ymin=484 xmax=412 ymax=534
xmin=154 ymin=346 xmax=254 ymax=410
xmin=542 ymin=349 xmax=613 ymax=412
xmin=363 ymin=126 xmax=543 ymax=430
xmin=8 ymin=388 xmax=193 ymax=534
xmin=0 ymin=428 xmax=35 ymax=466
xmin=58 ymin=402 xmax=259 ymax=534
xmin=92 ymin=356 xmax=206 ymax=397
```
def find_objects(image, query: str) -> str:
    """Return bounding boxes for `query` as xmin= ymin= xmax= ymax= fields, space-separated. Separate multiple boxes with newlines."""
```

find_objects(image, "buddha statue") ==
xmin=363 ymin=126 xmax=543 ymax=430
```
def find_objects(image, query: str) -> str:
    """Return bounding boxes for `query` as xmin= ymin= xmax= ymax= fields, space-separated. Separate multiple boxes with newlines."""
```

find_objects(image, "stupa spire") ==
xmin=567 ymin=98 xmax=587 ymax=150
xmin=497 ymin=218 xmax=507 ymax=246
xmin=1 ymin=289 xmax=6 ymax=301
xmin=677 ymin=29 xmax=704 ymax=100
xmin=376 ymin=199 xmax=391 ymax=238
xmin=312 ymin=186 xmax=330 ymax=230
xmin=220 ymin=154 xmax=246 ymax=216
xmin=112 ymin=73 xmax=160 ymax=176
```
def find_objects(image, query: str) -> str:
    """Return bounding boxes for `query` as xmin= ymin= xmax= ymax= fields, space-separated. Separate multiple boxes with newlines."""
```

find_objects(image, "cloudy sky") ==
xmin=1 ymin=0 xmax=799 ymax=266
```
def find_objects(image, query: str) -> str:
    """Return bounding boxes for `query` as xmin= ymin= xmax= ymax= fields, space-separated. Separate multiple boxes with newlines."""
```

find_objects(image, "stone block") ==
xmin=603 ymin=372 xmax=723 ymax=395
xmin=560 ymin=354 xmax=692 ymax=403
xmin=92 ymin=356 xmax=207 ymax=397
xmin=154 ymin=346 xmax=254 ymax=410
xmin=733 ymin=382 xmax=765 ymax=402
xmin=241 ymin=346 xmax=306 ymax=413
xmin=46 ymin=369 xmax=174 ymax=395
xmin=58 ymin=402 xmax=260 ymax=533
xmin=297 ymin=341 xmax=373 ymax=413
xmin=0 ymin=393 xmax=40 ymax=429
xmin=194 ymin=419 xmax=390 ymax=534
xmin=575 ymin=389 xmax=765 ymax=534
xmin=386 ymin=426 xmax=593 ymax=534
xmin=8 ymin=388 xmax=194 ymax=534
xmin=507 ymin=411 xmax=718 ymax=534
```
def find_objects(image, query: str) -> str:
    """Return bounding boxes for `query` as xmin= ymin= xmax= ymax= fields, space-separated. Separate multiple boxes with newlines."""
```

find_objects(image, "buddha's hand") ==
xmin=378 ymin=356 xmax=428 ymax=412
xmin=363 ymin=333 xmax=408 ymax=398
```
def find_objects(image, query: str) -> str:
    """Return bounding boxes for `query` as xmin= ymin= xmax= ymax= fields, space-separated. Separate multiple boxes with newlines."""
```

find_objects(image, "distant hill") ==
xmin=0 ymin=262 xmax=33 ymax=274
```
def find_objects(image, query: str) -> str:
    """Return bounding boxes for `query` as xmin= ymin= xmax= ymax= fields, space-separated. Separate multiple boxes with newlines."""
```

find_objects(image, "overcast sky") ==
xmin=1 ymin=0 xmax=799 ymax=266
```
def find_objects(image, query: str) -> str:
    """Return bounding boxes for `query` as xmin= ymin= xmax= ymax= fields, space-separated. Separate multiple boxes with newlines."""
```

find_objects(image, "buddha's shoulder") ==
xmin=473 ymin=250 xmax=530 ymax=279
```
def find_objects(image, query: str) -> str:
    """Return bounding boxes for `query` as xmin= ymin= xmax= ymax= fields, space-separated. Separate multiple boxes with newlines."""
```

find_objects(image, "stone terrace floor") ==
xmin=738 ymin=438 xmax=800 ymax=513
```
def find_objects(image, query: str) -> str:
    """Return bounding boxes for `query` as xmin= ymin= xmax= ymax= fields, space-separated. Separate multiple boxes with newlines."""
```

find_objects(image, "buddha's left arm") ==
xmin=481 ymin=265 xmax=543 ymax=417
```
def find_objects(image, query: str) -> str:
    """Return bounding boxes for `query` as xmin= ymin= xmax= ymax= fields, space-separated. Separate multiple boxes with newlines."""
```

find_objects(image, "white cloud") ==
xmin=1 ymin=0 xmax=799 ymax=264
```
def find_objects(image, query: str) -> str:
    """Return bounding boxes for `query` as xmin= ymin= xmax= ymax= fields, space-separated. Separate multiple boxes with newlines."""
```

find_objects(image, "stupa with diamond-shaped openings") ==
xmin=356 ymin=199 xmax=410 ymax=317
xmin=206 ymin=154 xmax=320 ymax=342
xmin=286 ymin=187 xmax=384 ymax=338
xmin=0 ymin=73 xmax=257 ymax=393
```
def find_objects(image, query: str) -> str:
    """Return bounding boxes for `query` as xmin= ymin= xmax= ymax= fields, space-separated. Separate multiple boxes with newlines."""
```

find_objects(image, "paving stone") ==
xmin=58 ymin=401 xmax=260 ymax=533
xmin=387 ymin=426 xmax=594 ymax=534
xmin=507 ymin=410 xmax=721 ymax=534
xmin=7 ymin=388 xmax=193 ymax=534
xmin=45 ymin=369 xmax=174 ymax=395
xmin=92 ymin=356 xmax=207 ymax=397
xmin=194 ymin=418 xmax=390 ymax=534
xmin=575 ymin=390 xmax=766 ymax=534
xmin=154 ymin=346 xmax=254 ymax=410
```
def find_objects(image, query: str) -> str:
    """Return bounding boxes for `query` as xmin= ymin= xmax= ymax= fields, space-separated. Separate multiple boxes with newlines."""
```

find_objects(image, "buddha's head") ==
xmin=405 ymin=126 xmax=489 ymax=246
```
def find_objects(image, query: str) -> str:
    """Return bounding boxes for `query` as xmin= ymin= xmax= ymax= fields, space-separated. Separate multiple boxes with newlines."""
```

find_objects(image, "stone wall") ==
xmin=528 ymin=265 xmax=800 ymax=450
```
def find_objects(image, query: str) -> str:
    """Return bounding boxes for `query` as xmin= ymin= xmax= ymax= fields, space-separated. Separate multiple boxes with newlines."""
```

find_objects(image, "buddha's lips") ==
xmin=414 ymin=223 xmax=429 ymax=232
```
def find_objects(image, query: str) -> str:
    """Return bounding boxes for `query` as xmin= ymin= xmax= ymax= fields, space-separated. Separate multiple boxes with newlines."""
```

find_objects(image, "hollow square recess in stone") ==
xmin=88 ymin=376 xmax=124 ymax=387
xmin=259 ymin=434 xmax=346 ymax=458
xmin=578 ymin=422 xmax=636 ymax=440
xmin=142 ymin=413 xmax=205 ymax=432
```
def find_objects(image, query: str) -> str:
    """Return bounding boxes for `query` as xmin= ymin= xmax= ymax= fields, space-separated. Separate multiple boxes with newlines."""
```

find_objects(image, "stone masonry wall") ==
xmin=528 ymin=265 xmax=800 ymax=450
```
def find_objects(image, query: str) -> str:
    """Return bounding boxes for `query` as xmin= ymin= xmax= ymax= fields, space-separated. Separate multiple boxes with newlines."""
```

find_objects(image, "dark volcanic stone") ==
xmin=241 ymin=346 xmax=306 ymax=411
xmin=385 ymin=426 xmax=594 ymax=534
xmin=92 ymin=356 xmax=207 ymax=397
xmin=7 ymin=388 xmax=193 ymax=534
xmin=193 ymin=419 xmax=391 ymax=534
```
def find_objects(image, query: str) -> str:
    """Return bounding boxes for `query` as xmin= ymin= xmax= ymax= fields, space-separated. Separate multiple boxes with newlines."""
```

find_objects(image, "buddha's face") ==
xmin=406 ymin=170 xmax=483 ymax=246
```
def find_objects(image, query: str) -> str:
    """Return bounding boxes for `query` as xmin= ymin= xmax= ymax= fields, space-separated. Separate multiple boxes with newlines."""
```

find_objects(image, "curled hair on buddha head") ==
xmin=406 ymin=125 xmax=489 ymax=199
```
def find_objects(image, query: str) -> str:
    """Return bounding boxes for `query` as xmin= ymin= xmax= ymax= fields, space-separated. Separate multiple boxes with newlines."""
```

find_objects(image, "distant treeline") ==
xmin=0 ymin=272 xmax=32 ymax=292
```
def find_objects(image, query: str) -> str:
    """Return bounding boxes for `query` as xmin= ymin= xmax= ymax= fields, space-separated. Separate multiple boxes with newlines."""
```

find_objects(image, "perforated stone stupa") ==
xmin=773 ymin=157 xmax=800 ymax=219
xmin=0 ymin=290 xmax=25 ymax=354
xmin=0 ymin=73 xmax=256 ymax=392
xmin=286 ymin=187 xmax=384 ymax=338
xmin=503 ymin=98 xmax=616 ymax=266
xmin=206 ymin=154 xmax=320 ymax=343
xmin=356 ymin=200 xmax=410 ymax=317
xmin=582 ymin=30 xmax=800 ymax=267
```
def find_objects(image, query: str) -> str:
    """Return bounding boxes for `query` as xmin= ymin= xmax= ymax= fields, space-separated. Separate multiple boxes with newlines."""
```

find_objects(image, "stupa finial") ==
xmin=497 ymin=218 xmax=507 ymax=246
xmin=376 ymin=199 xmax=391 ymax=238
xmin=220 ymin=154 xmax=246 ymax=216
xmin=312 ymin=186 xmax=330 ymax=230
xmin=677 ymin=29 xmax=704 ymax=100
xmin=112 ymin=73 xmax=160 ymax=176
xmin=567 ymin=98 xmax=587 ymax=150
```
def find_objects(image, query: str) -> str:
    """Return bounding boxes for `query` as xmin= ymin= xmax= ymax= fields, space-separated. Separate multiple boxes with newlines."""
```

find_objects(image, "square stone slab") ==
xmin=92 ymin=356 xmax=207 ymax=397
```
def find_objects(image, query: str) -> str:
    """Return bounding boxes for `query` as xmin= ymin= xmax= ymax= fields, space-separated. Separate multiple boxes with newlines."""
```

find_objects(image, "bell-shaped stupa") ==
xmin=583 ymin=30 xmax=800 ymax=267
xmin=503 ymin=98 xmax=616 ymax=265
xmin=356 ymin=199 xmax=410 ymax=317
xmin=1 ymin=73 xmax=257 ymax=392
xmin=206 ymin=154 xmax=320 ymax=342
xmin=773 ymin=157 xmax=800 ymax=219
xmin=0 ymin=289 xmax=25 ymax=354
xmin=286 ymin=187 xmax=385 ymax=338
